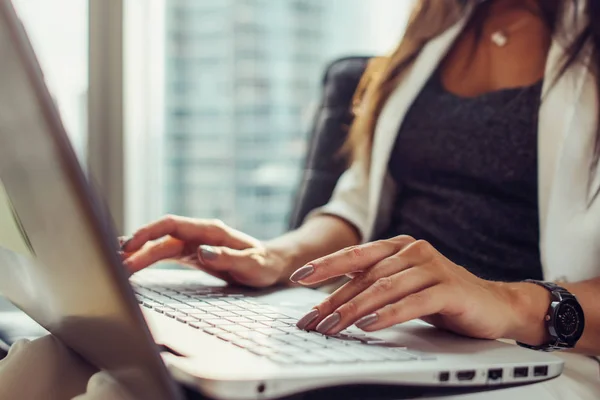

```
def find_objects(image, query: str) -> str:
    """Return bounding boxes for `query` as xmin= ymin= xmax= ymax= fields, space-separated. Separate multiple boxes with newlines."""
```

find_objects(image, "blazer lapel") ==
xmin=538 ymin=3 xmax=595 ymax=249
xmin=366 ymin=11 xmax=472 ymax=239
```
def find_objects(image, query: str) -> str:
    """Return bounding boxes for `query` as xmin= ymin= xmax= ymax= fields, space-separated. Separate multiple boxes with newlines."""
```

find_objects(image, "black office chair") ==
xmin=288 ymin=56 xmax=372 ymax=229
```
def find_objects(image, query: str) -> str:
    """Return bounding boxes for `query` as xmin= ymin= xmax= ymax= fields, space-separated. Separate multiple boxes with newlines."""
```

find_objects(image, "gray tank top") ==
xmin=383 ymin=69 xmax=544 ymax=282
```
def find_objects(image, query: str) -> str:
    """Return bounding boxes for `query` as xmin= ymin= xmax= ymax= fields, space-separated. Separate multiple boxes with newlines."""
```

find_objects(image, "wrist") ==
xmin=498 ymin=281 xmax=552 ymax=345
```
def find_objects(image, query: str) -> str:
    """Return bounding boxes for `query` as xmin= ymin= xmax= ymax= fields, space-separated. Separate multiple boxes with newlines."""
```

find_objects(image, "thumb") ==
xmin=197 ymin=245 xmax=277 ymax=287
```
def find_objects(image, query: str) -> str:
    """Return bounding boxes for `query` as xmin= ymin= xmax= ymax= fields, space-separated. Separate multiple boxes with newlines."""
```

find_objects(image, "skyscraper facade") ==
xmin=164 ymin=0 xmax=333 ymax=239
xmin=163 ymin=0 xmax=411 ymax=240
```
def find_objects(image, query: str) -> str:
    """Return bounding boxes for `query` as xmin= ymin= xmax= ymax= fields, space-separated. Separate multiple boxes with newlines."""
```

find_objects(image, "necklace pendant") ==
xmin=491 ymin=30 xmax=508 ymax=47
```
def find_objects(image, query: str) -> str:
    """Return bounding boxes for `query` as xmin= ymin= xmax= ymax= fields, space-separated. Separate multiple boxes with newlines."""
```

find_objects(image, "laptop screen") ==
xmin=0 ymin=1 xmax=179 ymax=398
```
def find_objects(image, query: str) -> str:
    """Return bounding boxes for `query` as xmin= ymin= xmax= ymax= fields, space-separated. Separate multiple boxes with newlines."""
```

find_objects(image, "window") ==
xmin=125 ymin=0 xmax=413 ymax=239
xmin=12 ymin=0 xmax=89 ymax=163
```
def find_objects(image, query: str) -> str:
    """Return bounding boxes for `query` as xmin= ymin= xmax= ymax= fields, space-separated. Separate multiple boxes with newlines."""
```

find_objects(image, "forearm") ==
xmin=264 ymin=215 xmax=361 ymax=284
xmin=502 ymin=278 xmax=600 ymax=355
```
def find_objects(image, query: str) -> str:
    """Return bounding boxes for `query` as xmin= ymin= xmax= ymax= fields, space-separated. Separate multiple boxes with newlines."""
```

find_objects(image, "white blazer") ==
xmin=313 ymin=3 xmax=600 ymax=283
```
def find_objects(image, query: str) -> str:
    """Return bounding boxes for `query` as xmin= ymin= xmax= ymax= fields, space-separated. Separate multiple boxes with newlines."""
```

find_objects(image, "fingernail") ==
xmin=199 ymin=245 xmax=218 ymax=261
xmin=316 ymin=312 xmax=341 ymax=334
xmin=289 ymin=265 xmax=315 ymax=283
xmin=355 ymin=313 xmax=378 ymax=330
xmin=120 ymin=237 xmax=132 ymax=251
xmin=296 ymin=309 xmax=319 ymax=330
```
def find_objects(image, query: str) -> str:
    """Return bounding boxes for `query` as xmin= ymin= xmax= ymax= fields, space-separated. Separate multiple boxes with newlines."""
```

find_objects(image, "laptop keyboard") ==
xmin=132 ymin=283 xmax=435 ymax=365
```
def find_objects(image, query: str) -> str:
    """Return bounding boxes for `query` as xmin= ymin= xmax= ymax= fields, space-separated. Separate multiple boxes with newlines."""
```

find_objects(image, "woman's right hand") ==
xmin=120 ymin=215 xmax=289 ymax=288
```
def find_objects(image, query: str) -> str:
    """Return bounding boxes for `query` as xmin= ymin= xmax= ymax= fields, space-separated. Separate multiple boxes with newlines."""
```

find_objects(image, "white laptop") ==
xmin=0 ymin=1 xmax=563 ymax=399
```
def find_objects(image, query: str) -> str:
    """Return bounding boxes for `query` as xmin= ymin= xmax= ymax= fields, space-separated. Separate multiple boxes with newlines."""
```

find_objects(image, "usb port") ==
xmin=457 ymin=370 xmax=476 ymax=381
xmin=514 ymin=367 xmax=529 ymax=378
xmin=534 ymin=366 xmax=548 ymax=377
xmin=439 ymin=372 xmax=450 ymax=382
xmin=488 ymin=369 xmax=503 ymax=381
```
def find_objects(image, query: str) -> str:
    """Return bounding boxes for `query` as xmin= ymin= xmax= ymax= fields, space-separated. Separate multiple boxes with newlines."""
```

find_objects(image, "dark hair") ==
xmin=346 ymin=0 xmax=600 ymax=171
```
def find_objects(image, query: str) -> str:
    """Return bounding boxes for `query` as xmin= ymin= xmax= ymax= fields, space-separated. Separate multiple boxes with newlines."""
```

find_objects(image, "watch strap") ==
xmin=523 ymin=279 xmax=573 ymax=301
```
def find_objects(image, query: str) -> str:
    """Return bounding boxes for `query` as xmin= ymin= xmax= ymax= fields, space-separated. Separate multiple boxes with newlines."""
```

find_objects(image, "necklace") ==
xmin=489 ymin=17 xmax=531 ymax=47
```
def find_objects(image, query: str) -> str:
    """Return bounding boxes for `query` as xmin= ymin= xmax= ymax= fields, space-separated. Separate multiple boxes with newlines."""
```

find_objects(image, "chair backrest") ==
xmin=289 ymin=56 xmax=372 ymax=230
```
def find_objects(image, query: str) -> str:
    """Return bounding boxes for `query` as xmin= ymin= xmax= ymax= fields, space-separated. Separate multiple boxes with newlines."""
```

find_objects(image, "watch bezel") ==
xmin=549 ymin=297 xmax=585 ymax=347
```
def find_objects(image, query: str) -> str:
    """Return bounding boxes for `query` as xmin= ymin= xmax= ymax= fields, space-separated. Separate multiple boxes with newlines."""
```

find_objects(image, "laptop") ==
xmin=0 ymin=1 xmax=563 ymax=399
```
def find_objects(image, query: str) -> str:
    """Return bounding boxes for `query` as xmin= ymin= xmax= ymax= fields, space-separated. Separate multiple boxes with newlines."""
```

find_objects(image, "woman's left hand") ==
xmin=291 ymin=235 xmax=528 ymax=339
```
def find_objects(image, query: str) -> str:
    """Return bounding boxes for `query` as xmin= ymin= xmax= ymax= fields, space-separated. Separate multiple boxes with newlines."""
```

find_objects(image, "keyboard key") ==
xmin=233 ymin=310 xmax=259 ymax=317
xmin=234 ymin=330 xmax=268 ymax=340
xmin=241 ymin=322 xmax=269 ymax=330
xmin=250 ymin=336 xmax=288 ymax=348
xmin=213 ymin=311 xmax=238 ymax=318
xmin=255 ymin=328 xmax=288 ymax=336
xmin=165 ymin=311 xmax=188 ymax=319
xmin=312 ymin=349 xmax=358 ymax=363
xmin=216 ymin=333 xmax=240 ymax=342
xmin=188 ymin=321 xmax=213 ymax=330
xmin=251 ymin=315 xmax=273 ymax=321
xmin=204 ymin=327 xmax=227 ymax=336
xmin=219 ymin=305 xmax=245 ymax=312
xmin=176 ymin=315 xmax=200 ymax=323
xmin=264 ymin=313 xmax=292 ymax=319
xmin=226 ymin=316 xmax=253 ymax=324
xmin=232 ymin=339 xmax=255 ymax=349
xmin=222 ymin=325 xmax=252 ymax=333
xmin=203 ymin=300 xmax=229 ymax=306
xmin=197 ymin=307 xmax=223 ymax=314
xmin=291 ymin=353 xmax=329 ymax=365
xmin=277 ymin=326 xmax=300 ymax=333
xmin=268 ymin=355 xmax=296 ymax=365
xmin=248 ymin=346 xmax=276 ymax=357
xmin=203 ymin=318 xmax=237 ymax=327
xmin=259 ymin=321 xmax=291 ymax=328
xmin=154 ymin=306 xmax=175 ymax=314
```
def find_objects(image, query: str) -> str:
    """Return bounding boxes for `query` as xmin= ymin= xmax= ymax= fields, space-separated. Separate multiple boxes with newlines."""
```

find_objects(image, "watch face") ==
xmin=555 ymin=299 xmax=585 ymax=343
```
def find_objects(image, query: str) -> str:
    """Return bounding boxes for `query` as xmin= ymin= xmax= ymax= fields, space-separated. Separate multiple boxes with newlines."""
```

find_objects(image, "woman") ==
xmin=123 ymin=0 xmax=600 ymax=397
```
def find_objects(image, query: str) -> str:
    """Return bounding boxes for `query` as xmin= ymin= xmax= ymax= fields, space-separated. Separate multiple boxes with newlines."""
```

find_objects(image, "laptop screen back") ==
xmin=0 ymin=1 xmax=178 ymax=398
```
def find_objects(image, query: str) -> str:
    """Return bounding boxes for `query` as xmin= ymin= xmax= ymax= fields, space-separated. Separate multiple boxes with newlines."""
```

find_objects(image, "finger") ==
xmin=124 ymin=216 xmax=259 ymax=253
xmin=123 ymin=237 xmax=185 ymax=273
xmin=298 ymin=249 xmax=424 ymax=331
xmin=291 ymin=235 xmax=416 ymax=285
xmin=197 ymin=246 xmax=279 ymax=288
xmin=355 ymin=284 xmax=447 ymax=332
xmin=310 ymin=267 xmax=440 ymax=335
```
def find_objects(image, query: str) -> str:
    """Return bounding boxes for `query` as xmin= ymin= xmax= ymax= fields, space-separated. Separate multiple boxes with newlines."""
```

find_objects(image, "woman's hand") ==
xmin=120 ymin=215 xmax=289 ymax=288
xmin=291 ymin=235 xmax=536 ymax=341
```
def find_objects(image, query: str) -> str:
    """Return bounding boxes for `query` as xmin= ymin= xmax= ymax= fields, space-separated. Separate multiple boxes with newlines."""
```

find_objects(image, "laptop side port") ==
xmin=487 ymin=368 xmax=503 ymax=381
xmin=513 ymin=367 xmax=529 ymax=378
xmin=456 ymin=370 xmax=476 ymax=381
xmin=439 ymin=372 xmax=450 ymax=382
xmin=534 ymin=366 xmax=548 ymax=377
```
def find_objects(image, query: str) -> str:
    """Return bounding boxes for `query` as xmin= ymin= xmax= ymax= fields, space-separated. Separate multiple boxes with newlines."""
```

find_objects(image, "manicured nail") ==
xmin=316 ymin=312 xmax=341 ymax=334
xmin=355 ymin=313 xmax=378 ymax=330
xmin=289 ymin=265 xmax=315 ymax=283
xmin=120 ymin=237 xmax=132 ymax=251
xmin=199 ymin=245 xmax=219 ymax=261
xmin=296 ymin=309 xmax=320 ymax=330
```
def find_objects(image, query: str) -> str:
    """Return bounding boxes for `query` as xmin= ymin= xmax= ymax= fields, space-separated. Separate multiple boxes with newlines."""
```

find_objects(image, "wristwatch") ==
xmin=517 ymin=280 xmax=585 ymax=351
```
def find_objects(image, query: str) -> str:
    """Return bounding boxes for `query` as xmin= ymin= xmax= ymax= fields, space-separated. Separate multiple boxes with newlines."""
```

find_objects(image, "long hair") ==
xmin=345 ymin=0 xmax=600 ymax=168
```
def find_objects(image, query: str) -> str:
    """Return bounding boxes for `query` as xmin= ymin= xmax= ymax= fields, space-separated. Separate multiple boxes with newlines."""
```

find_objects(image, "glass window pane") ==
xmin=12 ymin=0 xmax=89 ymax=163
xmin=125 ymin=0 xmax=413 ymax=239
